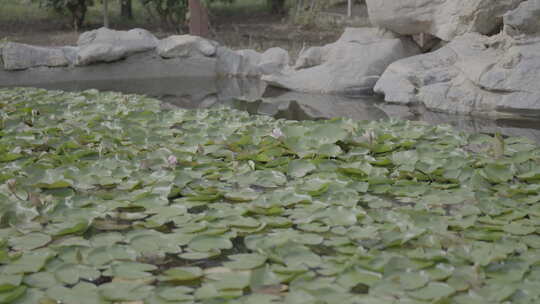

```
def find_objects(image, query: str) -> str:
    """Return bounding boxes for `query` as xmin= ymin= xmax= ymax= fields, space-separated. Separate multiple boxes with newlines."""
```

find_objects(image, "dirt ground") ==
xmin=0 ymin=4 xmax=369 ymax=60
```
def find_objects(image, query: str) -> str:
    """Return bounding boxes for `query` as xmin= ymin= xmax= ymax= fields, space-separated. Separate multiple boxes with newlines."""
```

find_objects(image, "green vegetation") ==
xmin=0 ymin=0 xmax=145 ymax=28
xmin=0 ymin=0 xmax=281 ymax=32
xmin=35 ymin=0 xmax=93 ymax=30
xmin=2 ymin=87 xmax=540 ymax=303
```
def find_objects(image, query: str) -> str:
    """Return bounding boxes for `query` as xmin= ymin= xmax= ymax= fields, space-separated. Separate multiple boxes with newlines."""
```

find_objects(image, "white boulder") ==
xmin=216 ymin=47 xmax=290 ymax=77
xmin=504 ymin=0 xmax=540 ymax=37
xmin=263 ymin=27 xmax=420 ymax=95
xmin=2 ymin=42 xmax=70 ymax=70
xmin=157 ymin=35 xmax=217 ymax=58
xmin=374 ymin=32 xmax=540 ymax=115
xmin=259 ymin=47 xmax=290 ymax=75
xmin=366 ymin=0 xmax=523 ymax=41
xmin=76 ymin=27 xmax=158 ymax=66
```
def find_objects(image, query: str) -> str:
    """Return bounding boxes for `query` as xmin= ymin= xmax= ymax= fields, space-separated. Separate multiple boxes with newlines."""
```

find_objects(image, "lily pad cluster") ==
xmin=1 ymin=87 xmax=540 ymax=303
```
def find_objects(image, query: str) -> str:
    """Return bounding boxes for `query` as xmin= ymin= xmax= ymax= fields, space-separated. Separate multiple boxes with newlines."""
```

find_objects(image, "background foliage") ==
xmin=32 ymin=0 xmax=288 ymax=31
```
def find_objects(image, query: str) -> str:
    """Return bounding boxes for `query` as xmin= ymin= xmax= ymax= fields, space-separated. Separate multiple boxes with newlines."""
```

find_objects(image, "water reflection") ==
xmin=3 ymin=76 xmax=540 ymax=143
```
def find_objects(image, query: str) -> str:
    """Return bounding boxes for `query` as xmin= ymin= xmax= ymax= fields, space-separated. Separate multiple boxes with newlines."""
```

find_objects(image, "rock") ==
xmin=61 ymin=46 xmax=79 ymax=65
xmin=76 ymin=27 xmax=158 ymax=66
xmin=366 ymin=0 xmax=523 ymax=41
xmin=1 ymin=42 xmax=70 ymax=71
xmin=374 ymin=32 xmax=540 ymax=116
xmin=0 ymin=44 xmax=4 ymax=68
xmin=233 ymin=49 xmax=262 ymax=76
xmin=216 ymin=46 xmax=291 ymax=77
xmin=294 ymin=46 xmax=327 ymax=70
xmin=216 ymin=47 xmax=261 ymax=77
xmin=157 ymin=35 xmax=217 ymax=58
xmin=259 ymin=47 xmax=290 ymax=75
xmin=412 ymin=33 xmax=441 ymax=52
xmin=263 ymin=27 xmax=420 ymax=95
xmin=504 ymin=0 xmax=540 ymax=37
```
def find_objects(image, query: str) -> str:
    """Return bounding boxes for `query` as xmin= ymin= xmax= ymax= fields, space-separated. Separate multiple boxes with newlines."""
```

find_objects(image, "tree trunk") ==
xmin=67 ymin=0 xmax=88 ymax=31
xmin=120 ymin=0 xmax=133 ymax=19
xmin=103 ymin=0 xmax=109 ymax=28
xmin=189 ymin=0 xmax=210 ymax=37
xmin=347 ymin=0 xmax=352 ymax=18
xmin=268 ymin=0 xmax=286 ymax=14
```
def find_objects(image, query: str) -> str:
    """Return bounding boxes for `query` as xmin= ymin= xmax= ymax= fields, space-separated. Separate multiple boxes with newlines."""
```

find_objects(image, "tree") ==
xmin=120 ymin=0 xmax=133 ymax=19
xmin=35 ymin=0 xmax=93 ymax=31
xmin=267 ymin=0 xmax=285 ymax=14
xmin=140 ymin=0 xmax=231 ymax=33
xmin=140 ymin=0 xmax=188 ymax=32
xmin=103 ymin=0 xmax=109 ymax=28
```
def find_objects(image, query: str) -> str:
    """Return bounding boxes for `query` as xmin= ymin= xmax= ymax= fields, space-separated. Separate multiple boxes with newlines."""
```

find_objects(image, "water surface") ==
xmin=4 ymin=76 xmax=540 ymax=143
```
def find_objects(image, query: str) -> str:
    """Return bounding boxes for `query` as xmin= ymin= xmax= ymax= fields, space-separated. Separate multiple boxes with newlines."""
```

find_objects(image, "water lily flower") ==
xmin=167 ymin=155 xmax=178 ymax=166
xmin=270 ymin=128 xmax=284 ymax=139
xmin=361 ymin=129 xmax=376 ymax=144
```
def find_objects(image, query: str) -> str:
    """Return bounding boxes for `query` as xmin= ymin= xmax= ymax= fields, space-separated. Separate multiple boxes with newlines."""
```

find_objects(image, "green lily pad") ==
xmin=223 ymin=253 xmax=267 ymax=270
xmin=159 ymin=267 xmax=203 ymax=282
xmin=99 ymin=281 xmax=153 ymax=301
xmin=188 ymin=235 xmax=232 ymax=252
xmin=9 ymin=233 xmax=51 ymax=251
xmin=0 ymin=286 xmax=26 ymax=304
xmin=54 ymin=263 xmax=100 ymax=285
xmin=408 ymin=282 xmax=455 ymax=300
xmin=288 ymin=160 xmax=316 ymax=178
xmin=0 ymin=275 xmax=22 ymax=292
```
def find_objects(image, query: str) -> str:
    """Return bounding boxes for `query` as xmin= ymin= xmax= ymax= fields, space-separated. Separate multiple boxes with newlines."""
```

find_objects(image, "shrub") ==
xmin=35 ymin=0 xmax=94 ymax=31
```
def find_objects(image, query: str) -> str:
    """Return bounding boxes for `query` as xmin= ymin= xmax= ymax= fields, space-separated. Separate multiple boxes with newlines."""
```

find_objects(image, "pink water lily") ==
xmin=167 ymin=155 xmax=178 ymax=166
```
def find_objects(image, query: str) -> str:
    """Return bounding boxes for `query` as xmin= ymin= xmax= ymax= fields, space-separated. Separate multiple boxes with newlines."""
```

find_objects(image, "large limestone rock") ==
xmin=216 ymin=47 xmax=261 ymax=77
xmin=504 ymin=0 xmax=540 ymax=37
xmin=157 ymin=35 xmax=217 ymax=58
xmin=366 ymin=0 xmax=523 ymax=41
xmin=263 ymin=28 xmax=420 ymax=95
xmin=374 ymin=32 xmax=540 ymax=115
xmin=216 ymin=47 xmax=289 ymax=77
xmin=294 ymin=46 xmax=327 ymax=70
xmin=259 ymin=47 xmax=290 ymax=76
xmin=76 ymin=27 xmax=158 ymax=66
xmin=2 ymin=42 xmax=70 ymax=70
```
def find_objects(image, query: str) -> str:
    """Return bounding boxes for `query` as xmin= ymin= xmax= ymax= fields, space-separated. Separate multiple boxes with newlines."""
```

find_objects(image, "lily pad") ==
xmin=159 ymin=267 xmax=203 ymax=282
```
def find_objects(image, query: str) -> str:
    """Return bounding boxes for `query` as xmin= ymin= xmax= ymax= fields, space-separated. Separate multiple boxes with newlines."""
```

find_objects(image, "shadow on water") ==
xmin=4 ymin=76 xmax=540 ymax=143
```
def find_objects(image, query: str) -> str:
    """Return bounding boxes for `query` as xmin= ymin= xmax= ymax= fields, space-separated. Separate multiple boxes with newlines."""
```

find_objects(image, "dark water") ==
xmin=4 ymin=76 xmax=540 ymax=143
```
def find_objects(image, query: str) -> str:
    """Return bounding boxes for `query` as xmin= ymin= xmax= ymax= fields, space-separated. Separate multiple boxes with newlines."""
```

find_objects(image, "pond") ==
xmin=3 ymin=76 xmax=540 ymax=143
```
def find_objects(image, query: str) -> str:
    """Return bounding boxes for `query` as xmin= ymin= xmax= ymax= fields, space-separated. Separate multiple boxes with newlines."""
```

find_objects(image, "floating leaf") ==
xmin=156 ymin=286 xmax=194 ymax=302
xmin=0 ymin=286 xmax=26 ymax=303
xmin=287 ymin=160 xmax=316 ymax=178
xmin=9 ymin=233 xmax=51 ymax=251
xmin=99 ymin=281 xmax=153 ymax=301
xmin=54 ymin=264 xmax=101 ymax=285
xmin=223 ymin=253 xmax=267 ymax=270
xmin=0 ymin=275 xmax=22 ymax=292
xmin=408 ymin=282 xmax=455 ymax=300
xmin=188 ymin=235 xmax=232 ymax=252
xmin=3 ymin=250 xmax=54 ymax=274
xmin=159 ymin=267 xmax=203 ymax=282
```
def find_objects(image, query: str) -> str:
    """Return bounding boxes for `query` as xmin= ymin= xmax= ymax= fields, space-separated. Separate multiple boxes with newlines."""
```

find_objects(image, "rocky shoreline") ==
xmin=1 ymin=0 xmax=540 ymax=118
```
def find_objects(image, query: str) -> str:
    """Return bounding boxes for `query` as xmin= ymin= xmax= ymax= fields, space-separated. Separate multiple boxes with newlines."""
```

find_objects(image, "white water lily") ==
xmin=270 ymin=128 xmax=284 ymax=139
